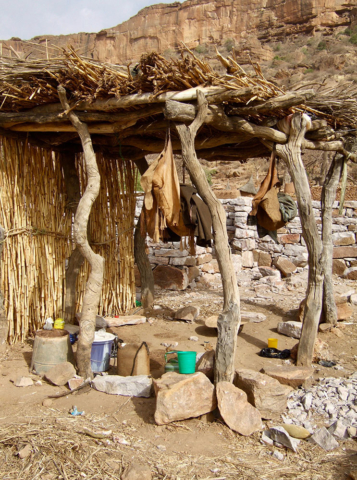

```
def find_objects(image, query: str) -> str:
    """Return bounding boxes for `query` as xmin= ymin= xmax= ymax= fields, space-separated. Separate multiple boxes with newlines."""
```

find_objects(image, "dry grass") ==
xmin=0 ymin=407 xmax=356 ymax=480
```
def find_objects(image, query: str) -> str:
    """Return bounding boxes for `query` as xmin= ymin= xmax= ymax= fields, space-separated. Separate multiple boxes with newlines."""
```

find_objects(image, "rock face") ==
xmin=4 ymin=0 xmax=354 ymax=64
xmin=234 ymin=368 xmax=290 ymax=419
xmin=217 ymin=382 xmax=261 ymax=436
xmin=154 ymin=372 xmax=216 ymax=425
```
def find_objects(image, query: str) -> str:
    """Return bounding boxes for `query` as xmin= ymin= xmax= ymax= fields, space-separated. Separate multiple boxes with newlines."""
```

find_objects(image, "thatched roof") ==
xmin=0 ymin=45 xmax=356 ymax=162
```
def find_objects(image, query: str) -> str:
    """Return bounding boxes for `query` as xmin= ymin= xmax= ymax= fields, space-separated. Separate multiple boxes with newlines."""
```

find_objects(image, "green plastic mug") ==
xmin=177 ymin=351 xmax=197 ymax=374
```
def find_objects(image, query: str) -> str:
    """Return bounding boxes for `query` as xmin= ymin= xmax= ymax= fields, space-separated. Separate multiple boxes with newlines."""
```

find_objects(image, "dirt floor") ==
xmin=1 ymin=272 xmax=357 ymax=479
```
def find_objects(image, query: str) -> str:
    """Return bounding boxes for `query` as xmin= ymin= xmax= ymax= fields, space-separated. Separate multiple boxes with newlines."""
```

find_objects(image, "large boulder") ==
xmin=234 ymin=368 xmax=290 ymax=419
xmin=216 ymin=382 xmax=261 ymax=436
xmin=196 ymin=350 xmax=215 ymax=380
xmin=153 ymin=372 xmax=216 ymax=425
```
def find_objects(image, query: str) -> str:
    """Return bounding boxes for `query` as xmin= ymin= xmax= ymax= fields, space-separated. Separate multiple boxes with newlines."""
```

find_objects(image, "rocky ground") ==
xmin=1 ymin=270 xmax=357 ymax=479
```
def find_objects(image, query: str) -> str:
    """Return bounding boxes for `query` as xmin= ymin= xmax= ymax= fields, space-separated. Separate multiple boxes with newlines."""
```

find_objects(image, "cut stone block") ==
xmin=92 ymin=375 xmax=152 ymax=397
xmin=332 ymin=232 xmax=355 ymax=246
xmin=234 ymin=368 xmax=290 ymax=419
xmin=277 ymin=321 xmax=302 ymax=339
xmin=343 ymin=267 xmax=357 ymax=280
xmin=217 ymin=382 xmax=261 ymax=436
xmin=262 ymin=365 xmax=314 ymax=388
xmin=274 ymin=257 xmax=297 ymax=277
xmin=328 ymin=420 xmax=348 ymax=439
xmin=280 ymin=234 xmax=300 ymax=244
xmin=196 ymin=254 xmax=213 ymax=265
xmin=242 ymin=251 xmax=254 ymax=268
xmin=333 ymin=246 xmax=357 ymax=259
xmin=45 ymin=362 xmax=76 ymax=387
xmin=154 ymin=372 xmax=216 ymax=425
xmin=332 ymin=259 xmax=347 ymax=276
xmin=153 ymin=265 xmax=189 ymax=290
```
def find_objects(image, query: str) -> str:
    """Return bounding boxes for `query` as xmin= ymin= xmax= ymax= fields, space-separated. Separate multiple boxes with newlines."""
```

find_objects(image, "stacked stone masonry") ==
xmin=135 ymin=195 xmax=357 ymax=289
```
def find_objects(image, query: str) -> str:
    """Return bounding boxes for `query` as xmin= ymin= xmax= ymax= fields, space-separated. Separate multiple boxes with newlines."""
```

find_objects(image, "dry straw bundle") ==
xmin=76 ymin=152 xmax=137 ymax=316
xmin=0 ymin=136 xmax=72 ymax=342
xmin=0 ymin=136 xmax=136 ymax=342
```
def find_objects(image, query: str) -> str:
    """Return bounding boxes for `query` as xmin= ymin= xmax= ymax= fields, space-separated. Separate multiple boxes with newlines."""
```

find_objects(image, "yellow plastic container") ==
xmin=54 ymin=318 xmax=65 ymax=330
xmin=268 ymin=338 xmax=278 ymax=349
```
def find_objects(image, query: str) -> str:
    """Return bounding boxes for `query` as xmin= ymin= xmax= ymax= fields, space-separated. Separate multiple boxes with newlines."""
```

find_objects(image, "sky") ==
xmin=0 ymin=0 xmax=183 ymax=40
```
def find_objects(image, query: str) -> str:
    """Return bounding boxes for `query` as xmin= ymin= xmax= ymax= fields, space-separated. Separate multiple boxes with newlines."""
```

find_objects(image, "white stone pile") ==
xmin=282 ymin=372 xmax=357 ymax=438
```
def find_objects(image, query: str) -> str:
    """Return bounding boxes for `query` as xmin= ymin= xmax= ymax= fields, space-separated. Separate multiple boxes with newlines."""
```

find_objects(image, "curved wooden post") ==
xmin=276 ymin=113 xmax=324 ymax=366
xmin=58 ymin=86 xmax=104 ymax=380
xmin=170 ymin=90 xmax=241 ymax=383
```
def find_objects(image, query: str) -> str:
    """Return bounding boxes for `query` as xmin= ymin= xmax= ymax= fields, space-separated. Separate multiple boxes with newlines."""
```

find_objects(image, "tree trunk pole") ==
xmin=133 ymin=158 xmax=155 ymax=309
xmin=276 ymin=113 xmax=324 ymax=367
xmin=168 ymin=90 xmax=240 ymax=383
xmin=0 ymin=226 xmax=7 ymax=351
xmin=58 ymin=86 xmax=104 ymax=380
xmin=60 ymin=151 xmax=85 ymax=324
xmin=320 ymin=154 xmax=344 ymax=324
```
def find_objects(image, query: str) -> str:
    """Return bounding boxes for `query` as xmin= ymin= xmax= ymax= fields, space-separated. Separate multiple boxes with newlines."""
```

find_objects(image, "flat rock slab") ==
xmin=92 ymin=375 xmax=152 ymax=397
xmin=105 ymin=315 xmax=146 ymax=327
xmin=174 ymin=306 xmax=199 ymax=322
xmin=234 ymin=368 xmax=290 ymax=419
xmin=14 ymin=376 xmax=34 ymax=387
xmin=274 ymin=257 xmax=297 ymax=277
xmin=266 ymin=426 xmax=300 ymax=452
xmin=154 ymin=372 xmax=216 ymax=425
xmin=45 ymin=362 xmax=76 ymax=386
xmin=277 ymin=321 xmax=302 ymax=339
xmin=309 ymin=427 xmax=339 ymax=451
xmin=217 ymin=382 xmax=261 ymax=436
xmin=262 ymin=365 xmax=314 ymax=388
xmin=68 ymin=377 xmax=84 ymax=391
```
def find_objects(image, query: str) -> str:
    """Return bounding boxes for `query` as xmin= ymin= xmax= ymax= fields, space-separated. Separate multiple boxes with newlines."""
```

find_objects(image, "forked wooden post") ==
xmin=276 ymin=113 xmax=324 ymax=366
xmin=170 ymin=90 xmax=241 ymax=383
xmin=58 ymin=86 xmax=105 ymax=379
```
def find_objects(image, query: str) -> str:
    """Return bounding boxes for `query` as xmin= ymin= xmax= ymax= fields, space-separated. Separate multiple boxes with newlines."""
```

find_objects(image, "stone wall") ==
xmin=135 ymin=195 xmax=357 ymax=290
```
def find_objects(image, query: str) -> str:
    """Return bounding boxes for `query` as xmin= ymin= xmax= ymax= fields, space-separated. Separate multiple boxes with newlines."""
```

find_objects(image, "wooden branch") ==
xmin=165 ymin=100 xmax=288 ymax=143
xmin=173 ymin=89 xmax=240 ymax=383
xmin=0 ymin=104 xmax=163 ymax=128
xmin=226 ymin=90 xmax=315 ymax=116
xmin=121 ymin=131 xmax=253 ymax=152
xmin=303 ymin=139 xmax=357 ymax=161
xmin=276 ymin=113 xmax=324 ymax=367
xmin=58 ymin=85 xmax=104 ymax=380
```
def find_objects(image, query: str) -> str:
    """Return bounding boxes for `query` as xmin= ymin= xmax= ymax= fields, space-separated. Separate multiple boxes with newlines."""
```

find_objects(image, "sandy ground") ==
xmin=1 ymin=272 xmax=357 ymax=479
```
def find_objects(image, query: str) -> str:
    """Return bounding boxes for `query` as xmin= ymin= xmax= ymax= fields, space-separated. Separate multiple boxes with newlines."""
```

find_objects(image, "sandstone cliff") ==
xmin=1 ymin=0 xmax=355 ymax=64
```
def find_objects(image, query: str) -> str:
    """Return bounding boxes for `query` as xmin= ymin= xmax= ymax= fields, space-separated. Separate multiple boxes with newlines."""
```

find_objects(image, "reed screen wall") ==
xmin=0 ymin=137 xmax=136 ymax=343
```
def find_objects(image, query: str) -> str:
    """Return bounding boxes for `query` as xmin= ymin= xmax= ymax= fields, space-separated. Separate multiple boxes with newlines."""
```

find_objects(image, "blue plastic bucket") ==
xmin=91 ymin=332 xmax=115 ymax=372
